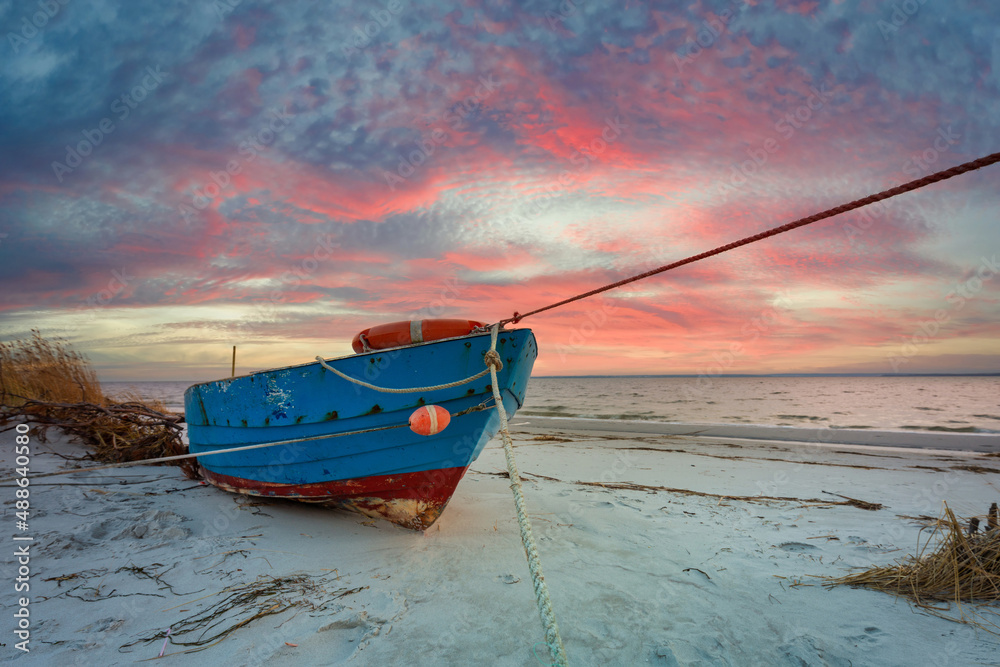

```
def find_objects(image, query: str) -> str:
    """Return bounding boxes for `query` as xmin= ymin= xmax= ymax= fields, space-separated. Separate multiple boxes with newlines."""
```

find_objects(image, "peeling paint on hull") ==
xmin=201 ymin=466 xmax=468 ymax=530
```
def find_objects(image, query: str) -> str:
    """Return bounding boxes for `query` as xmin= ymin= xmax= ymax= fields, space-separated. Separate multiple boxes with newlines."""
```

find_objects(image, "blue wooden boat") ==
xmin=184 ymin=326 xmax=536 ymax=529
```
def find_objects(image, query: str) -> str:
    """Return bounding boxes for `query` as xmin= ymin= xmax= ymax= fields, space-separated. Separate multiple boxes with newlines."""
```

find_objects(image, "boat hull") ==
xmin=184 ymin=329 xmax=536 ymax=529
xmin=200 ymin=465 xmax=470 ymax=530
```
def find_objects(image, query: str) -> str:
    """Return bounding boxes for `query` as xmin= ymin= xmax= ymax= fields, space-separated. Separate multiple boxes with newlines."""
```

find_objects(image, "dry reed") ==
xmin=0 ymin=331 xmax=197 ymax=478
xmin=0 ymin=330 xmax=103 ymax=405
xmin=825 ymin=504 xmax=1000 ymax=630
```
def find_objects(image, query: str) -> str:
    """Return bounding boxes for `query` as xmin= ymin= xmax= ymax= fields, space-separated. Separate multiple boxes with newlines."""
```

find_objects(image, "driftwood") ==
xmin=0 ymin=399 xmax=198 ymax=479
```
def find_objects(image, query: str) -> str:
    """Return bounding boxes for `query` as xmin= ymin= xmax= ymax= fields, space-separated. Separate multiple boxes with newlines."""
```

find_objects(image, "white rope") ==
xmin=486 ymin=324 xmax=569 ymax=666
xmin=0 ymin=423 xmax=406 ymax=483
xmin=315 ymin=356 xmax=490 ymax=393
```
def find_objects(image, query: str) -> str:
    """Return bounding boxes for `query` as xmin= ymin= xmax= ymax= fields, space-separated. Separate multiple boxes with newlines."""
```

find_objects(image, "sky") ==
xmin=1 ymin=0 xmax=998 ymax=382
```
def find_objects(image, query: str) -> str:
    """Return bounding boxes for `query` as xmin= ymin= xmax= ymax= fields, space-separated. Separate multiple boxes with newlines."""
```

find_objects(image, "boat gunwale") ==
xmin=185 ymin=327 xmax=533 ymax=391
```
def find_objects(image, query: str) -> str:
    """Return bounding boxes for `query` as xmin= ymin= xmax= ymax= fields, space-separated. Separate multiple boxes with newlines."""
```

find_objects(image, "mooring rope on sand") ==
xmin=485 ymin=323 xmax=569 ymax=666
xmin=473 ymin=152 xmax=1000 ymax=664
xmin=0 ymin=422 xmax=409 ymax=483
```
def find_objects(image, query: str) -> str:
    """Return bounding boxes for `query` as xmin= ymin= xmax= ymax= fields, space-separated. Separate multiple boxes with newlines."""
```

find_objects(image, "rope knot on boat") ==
xmin=483 ymin=349 xmax=504 ymax=372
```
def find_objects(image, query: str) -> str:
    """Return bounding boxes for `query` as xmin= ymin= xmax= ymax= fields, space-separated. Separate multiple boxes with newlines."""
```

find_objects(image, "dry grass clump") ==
xmin=0 ymin=330 xmax=104 ymax=405
xmin=0 ymin=331 xmax=196 ymax=478
xmin=826 ymin=503 xmax=1000 ymax=630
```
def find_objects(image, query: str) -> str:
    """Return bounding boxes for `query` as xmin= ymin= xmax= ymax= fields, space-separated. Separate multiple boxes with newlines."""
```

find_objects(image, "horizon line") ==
xmin=101 ymin=372 xmax=1000 ymax=383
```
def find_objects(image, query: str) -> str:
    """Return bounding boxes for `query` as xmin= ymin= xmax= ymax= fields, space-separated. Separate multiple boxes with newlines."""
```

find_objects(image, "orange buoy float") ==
xmin=409 ymin=405 xmax=451 ymax=436
xmin=352 ymin=319 xmax=486 ymax=353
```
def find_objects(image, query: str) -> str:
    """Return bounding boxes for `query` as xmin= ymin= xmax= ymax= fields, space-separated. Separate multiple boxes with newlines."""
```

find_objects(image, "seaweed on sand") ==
xmin=120 ymin=573 xmax=368 ymax=655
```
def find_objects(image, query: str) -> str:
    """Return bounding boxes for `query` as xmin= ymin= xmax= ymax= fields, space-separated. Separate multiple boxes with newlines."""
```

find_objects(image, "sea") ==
xmin=104 ymin=375 xmax=1000 ymax=435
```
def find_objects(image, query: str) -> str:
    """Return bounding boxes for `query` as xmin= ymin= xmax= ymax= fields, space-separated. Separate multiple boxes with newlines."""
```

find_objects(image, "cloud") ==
xmin=1 ymin=0 xmax=998 ymax=378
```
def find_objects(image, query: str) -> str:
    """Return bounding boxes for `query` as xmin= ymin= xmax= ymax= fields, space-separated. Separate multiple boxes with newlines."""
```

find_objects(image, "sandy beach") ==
xmin=4 ymin=420 xmax=1000 ymax=666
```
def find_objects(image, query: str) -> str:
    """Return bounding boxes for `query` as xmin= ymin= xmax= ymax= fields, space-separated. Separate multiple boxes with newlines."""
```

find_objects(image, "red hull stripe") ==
xmin=200 ymin=466 xmax=469 ymax=530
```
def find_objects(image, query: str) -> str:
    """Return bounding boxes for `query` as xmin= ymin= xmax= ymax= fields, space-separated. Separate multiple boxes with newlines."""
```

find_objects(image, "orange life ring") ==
xmin=352 ymin=319 xmax=487 ymax=353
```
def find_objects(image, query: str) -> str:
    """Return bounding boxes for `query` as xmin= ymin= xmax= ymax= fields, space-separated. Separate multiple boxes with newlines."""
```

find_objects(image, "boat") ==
xmin=183 ymin=324 xmax=536 ymax=529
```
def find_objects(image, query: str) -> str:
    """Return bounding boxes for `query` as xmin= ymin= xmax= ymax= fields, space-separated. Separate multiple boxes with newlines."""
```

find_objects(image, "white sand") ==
xmin=4 ymin=421 xmax=1000 ymax=665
